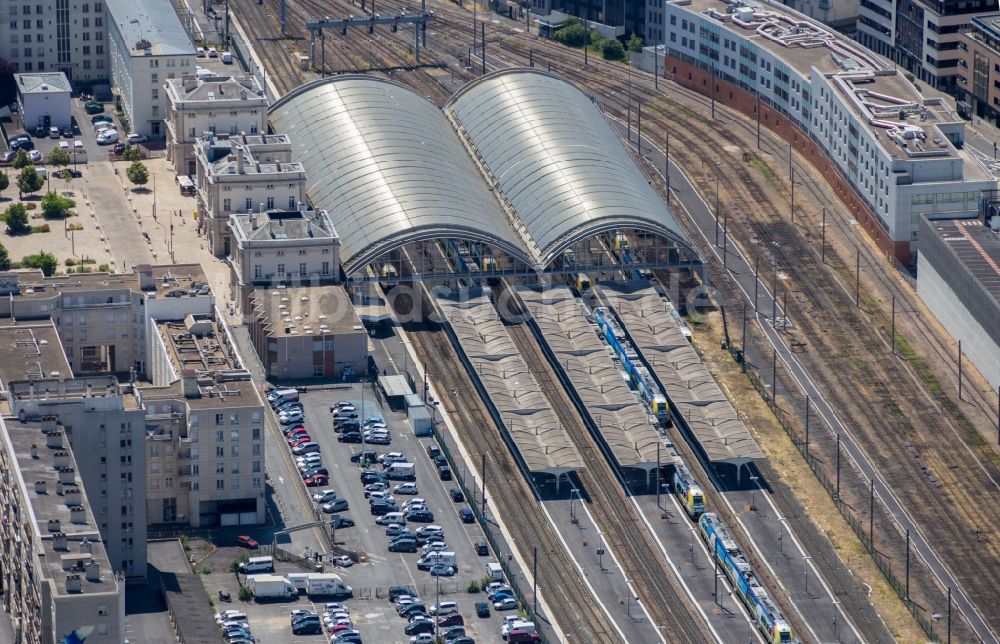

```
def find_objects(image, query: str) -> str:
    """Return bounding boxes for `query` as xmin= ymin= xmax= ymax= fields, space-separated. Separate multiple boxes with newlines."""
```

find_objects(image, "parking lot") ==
xmin=197 ymin=384 xmax=513 ymax=643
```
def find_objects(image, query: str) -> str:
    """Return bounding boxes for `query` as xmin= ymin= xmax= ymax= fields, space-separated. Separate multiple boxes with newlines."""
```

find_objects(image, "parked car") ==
xmin=333 ymin=555 xmax=353 ymax=567
xmin=404 ymin=619 xmax=434 ymax=636
xmin=234 ymin=535 xmax=259 ymax=549
xmin=338 ymin=432 xmax=362 ymax=443
xmin=438 ymin=465 xmax=453 ymax=481
xmin=458 ymin=508 xmax=474 ymax=524
xmin=398 ymin=603 xmax=428 ymax=618
xmin=367 ymin=434 xmax=392 ymax=445
xmin=350 ymin=450 xmax=378 ymax=464
xmin=394 ymin=482 xmax=419 ymax=495
xmin=436 ymin=612 xmax=463 ymax=626
xmin=322 ymin=498 xmax=349 ymax=513
xmin=426 ymin=443 xmax=441 ymax=459
xmin=10 ymin=137 xmax=34 ymax=151
xmin=388 ymin=586 xmax=416 ymax=602
xmin=28 ymin=149 xmax=42 ymax=162
xmin=91 ymin=114 xmax=113 ymax=124
xmin=96 ymin=130 xmax=119 ymax=145
xmin=406 ymin=509 xmax=434 ymax=523
xmin=112 ymin=142 xmax=126 ymax=155
xmin=292 ymin=442 xmax=320 ymax=455
xmin=312 ymin=489 xmax=337 ymax=503
xmin=493 ymin=596 xmax=518 ymax=611
xmin=331 ymin=516 xmax=355 ymax=529
xmin=440 ymin=625 xmax=466 ymax=641
xmin=385 ymin=524 xmax=412 ymax=537
xmin=367 ymin=491 xmax=394 ymax=505
xmin=449 ymin=488 xmax=464 ymax=502
xmin=304 ymin=473 xmax=329 ymax=487
xmin=474 ymin=540 xmax=489 ymax=556
xmin=475 ymin=601 xmax=490 ymax=618
xmin=85 ymin=102 xmax=104 ymax=114
xmin=0 ymin=151 xmax=15 ymax=162
xmin=300 ymin=466 xmax=329 ymax=479
xmin=370 ymin=500 xmax=397 ymax=516
xmin=364 ymin=482 xmax=388 ymax=496
xmin=388 ymin=537 xmax=417 ymax=553
xmin=125 ymin=132 xmax=147 ymax=144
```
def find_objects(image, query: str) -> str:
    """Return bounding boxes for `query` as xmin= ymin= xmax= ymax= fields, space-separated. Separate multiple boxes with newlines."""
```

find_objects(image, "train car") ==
xmin=751 ymin=589 xmax=793 ymax=643
xmin=595 ymin=307 xmax=670 ymax=421
xmin=481 ymin=256 xmax=497 ymax=272
xmin=576 ymin=273 xmax=591 ymax=293
xmin=673 ymin=462 xmax=704 ymax=518
xmin=612 ymin=232 xmax=630 ymax=250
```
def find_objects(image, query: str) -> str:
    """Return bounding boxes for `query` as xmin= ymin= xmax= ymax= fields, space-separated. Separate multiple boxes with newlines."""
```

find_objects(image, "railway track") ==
xmin=498 ymin=285 xmax=709 ymax=644
xmin=399 ymin=295 xmax=624 ymax=644
xmin=236 ymin=0 xmax=1000 ymax=633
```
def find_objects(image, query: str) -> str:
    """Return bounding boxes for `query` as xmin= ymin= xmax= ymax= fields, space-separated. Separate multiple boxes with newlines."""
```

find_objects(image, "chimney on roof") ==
xmin=137 ymin=264 xmax=154 ymax=290
xmin=237 ymin=151 xmax=245 ymax=175
xmin=45 ymin=429 xmax=63 ymax=449
xmin=65 ymin=575 xmax=82 ymax=593
xmin=53 ymin=451 xmax=71 ymax=468
xmin=65 ymin=487 xmax=82 ymax=506
xmin=251 ymin=214 xmax=259 ymax=231
xmin=85 ymin=562 xmax=101 ymax=582
xmin=47 ymin=518 xmax=60 ymax=532
xmin=35 ymin=480 xmax=47 ymax=495
xmin=30 ymin=444 xmax=38 ymax=459
xmin=261 ymin=132 xmax=267 ymax=143
xmin=52 ymin=532 xmax=67 ymax=551
xmin=58 ymin=467 xmax=75 ymax=485
xmin=56 ymin=480 xmax=64 ymax=496
xmin=70 ymin=506 xmax=86 ymax=524
xmin=41 ymin=416 xmax=57 ymax=432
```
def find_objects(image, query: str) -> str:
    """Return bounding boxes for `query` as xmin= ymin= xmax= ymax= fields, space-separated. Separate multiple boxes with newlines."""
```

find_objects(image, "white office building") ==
xmin=647 ymin=0 xmax=995 ymax=262
xmin=106 ymin=0 xmax=195 ymax=138
xmin=0 ymin=0 xmax=107 ymax=81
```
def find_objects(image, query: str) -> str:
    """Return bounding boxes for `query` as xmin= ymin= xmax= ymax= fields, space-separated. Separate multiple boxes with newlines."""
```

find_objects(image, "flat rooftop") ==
xmin=2 ymin=417 xmax=118 ymax=597
xmin=230 ymin=209 xmax=338 ymax=244
xmin=166 ymin=75 xmax=266 ymax=103
xmin=148 ymin=264 xmax=210 ymax=296
xmin=197 ymin=136 xmax=303 ymax=177
xmin=926 ymin=218 xmax=1000 ymax=303
xmin=0 ymin=323 xmax=71 ymax=389
xmin=105 ymin=0 xmax=195 ymax=56
xmin=257 ymin=285 xmax=364 ymax=338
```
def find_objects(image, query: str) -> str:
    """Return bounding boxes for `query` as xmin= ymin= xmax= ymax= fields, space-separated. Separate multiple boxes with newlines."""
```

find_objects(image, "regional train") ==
xmin=592 ymin=306 xmax=669 ymax=421
xmin=673 ymin=461 xmax=705 ymax=518
xmin=699 ymin=513 xmax=794 ymax=643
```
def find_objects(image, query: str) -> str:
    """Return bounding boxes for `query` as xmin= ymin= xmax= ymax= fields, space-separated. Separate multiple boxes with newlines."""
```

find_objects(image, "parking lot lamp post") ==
xmin=435 ymin=573 xmax=440 ymax=640
xmin=360 ymin=377 xmax=366 ymax=449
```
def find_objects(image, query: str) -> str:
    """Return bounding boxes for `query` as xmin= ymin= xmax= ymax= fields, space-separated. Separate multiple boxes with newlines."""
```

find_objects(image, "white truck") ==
xmin=384 ymin=462 xmax=416 ymax=480
xmin=246 ymin=574 xmax=297 ymax=601
xmin=305 ymin=572 xmax=353 ymax=598
xmin=418 ymin=551 xmax=456 ymax=570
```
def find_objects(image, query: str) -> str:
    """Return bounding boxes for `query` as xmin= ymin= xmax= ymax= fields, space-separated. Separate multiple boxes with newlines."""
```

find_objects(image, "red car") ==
xmin=304 ymin=474 xmax=329 ymax=487
xmin=289 ymin=436 xmax=312 ymax=447
xmin=284 ymin=426 xmax=307 ymax=437
xmin=234 ymin=535 xmax=259 ymax=549
xmin=285 ymin=430 xmax=309 ymax=441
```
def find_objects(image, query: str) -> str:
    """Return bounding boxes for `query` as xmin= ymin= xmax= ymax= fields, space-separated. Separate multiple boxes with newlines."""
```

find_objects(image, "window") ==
xmin=95 ymin=16 xmax=102 ymax=26
xmin=216 ymin=479 xmax=224 ymax=490
xmin=288 ymin=196 xmax=296 ymax=209
xmin=216 ymin=414 xmax=224 ymax=426
xmin=313 ymin=364 xmax=324 ymax=376
xmin=252 ymin=427 xmax=260 ymax=440
xmin=252 ymin=477 xmax=261 ymax=489
xmin=223 ymin=198 xmax=231 ymax=212
xmin=245 ymin=197 xmax=252 ymax=210
xmin=322 ymin=261 xmax=330 ymax=275
xmin=277 ymin=264 xmax=285 ymax=276
xmin=252 ymin=443 xmax=261 ymax=456
xmin=82 ymin=17 xmax=89 ymax=26
xmin=254 ymin=265 xmax=262 ymax=279
xmin=216 ymin=462 xmax=225 ymax=474
xmin=253 ymin=460 xmax=261 ymax=472
xmin=165 ymin=478 xmax=173 ymax=488
xmin=299 ymin=262 xmax=306 ymax=276
xmin=231 ymin=445 xmax=239 ymax=457
xmin=216 ymin=446 xmax=224 ymax=457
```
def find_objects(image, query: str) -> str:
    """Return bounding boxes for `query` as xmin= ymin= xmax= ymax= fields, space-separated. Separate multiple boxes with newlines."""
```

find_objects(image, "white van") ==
xmin=268 ymin=388 xmax=299 ymax=407
xmin=238 ymin=556 xmax=274 ymax=574
xmin=418 ymin=551 xmax=455 ymax=570
xmin=221 ymin=51 xmax=233 ymax=64
xmin=375 ymin=511 xmax=406 ymax=526
xmin=485 ymin=562 xmax=504 ymax=581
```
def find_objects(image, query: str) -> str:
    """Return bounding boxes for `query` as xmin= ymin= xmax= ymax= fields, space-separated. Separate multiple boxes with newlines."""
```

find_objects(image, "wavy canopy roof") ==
xmin=268 ymin=76 xmax=535 ymax=275
xmin=446 ymin=70 xmax=693 ymax=266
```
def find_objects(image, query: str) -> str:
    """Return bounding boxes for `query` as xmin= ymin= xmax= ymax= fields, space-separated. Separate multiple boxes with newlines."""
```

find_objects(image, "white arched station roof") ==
xmin=269 ymin=76 xmax=536 ymax=276
xmin=445 ymin=69 xmax=694 ymax=266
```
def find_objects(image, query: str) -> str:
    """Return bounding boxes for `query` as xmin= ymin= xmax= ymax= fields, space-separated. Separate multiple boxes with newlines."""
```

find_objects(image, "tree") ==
xmin=122 ymin=145 xmax=142 ymax=162
xmin=17 ymin=166 xmax=43 ymax=196
xmin=0 ymin=171 xmax=8 ymax=193
xmin=11 ymin=149 xmax=30 ymax=169
xmin=22 ymin=250 xmax=57 ymax=276
xmin=602 ymin=38 xmax=626 ymax=60
xmin=41 ymin=191 xmax=75 ymax=219
xmin=126 ymin=160 xmax=149 ymax=188
xmin=47 ymin=148 xmax=71 ymax=168
xmin=0 ymin=243 xmax=9 ymax=270
xmin=553 ymin=19 xmax=587 ymax=48
xmin=627 ymin=32 xmax=643 ymax=53
xmin=4 ymin=203 xmax=29 ymax=235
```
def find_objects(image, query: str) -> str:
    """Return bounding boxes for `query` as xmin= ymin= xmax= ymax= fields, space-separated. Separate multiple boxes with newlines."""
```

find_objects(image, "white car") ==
xmin=28 ymin=150 xmax=43 ymax=162
xmin=402 ymin=498 xmax=427 ymax=511
xmin=296 ymin=453 xmax=322 ymax=466
xmin=322 ymin=603 xmax=349 ymax=614
xmin=126 ymin=132 xmax=148 ymax=144
xmin=208 ymin=46 xmax=218 ymax=57
xmin=367 ymin=491 xmax=394 ymax=505
xmin=94 ymin=121 xmax=116 ymax=131
xmin=333 ymin=555 xmax=353 ymax=567
xmin=377 ymin=452 xmax=405 ymax=464
xmin=312 ymin=489 xmax=337 ymax=504
xmin=96 ymin=130 xmax=118 ymax=145
xmin=394 ymin=483 xmax=419 ymax=495
xmin=502 ymin=616 xmax=532 ymax=637
xmin=410 ymin=634 xmax=436 ymax=644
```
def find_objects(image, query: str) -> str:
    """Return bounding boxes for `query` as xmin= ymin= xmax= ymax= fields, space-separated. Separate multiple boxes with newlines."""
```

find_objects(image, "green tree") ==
xmin=122 ymin=145 xmax=142 ymax=162
xmin=126 ymin=161 xmax=149 ymax=188
xmin=627 ymin=32 xmax=643 ymax=52
xmin=18 ymin=166 xmax=43 ymax=196
xmin=4 ymin=203 xmax=29 ymax=235
xmin=602 ymin=38 xmax=626 ymax=60
xmin=22 ymin=250 xmax=57 ymax=276
xmin=47 ymin=148 xmax=71 ymax=168
xmin=11 ymin=149 xmax=30 ymax=169
xmin=0 ymin=243 xmax=10 ymax=270
xmin=553 ymin=19 xmax=587 ymax=48
xmin=41 ymin=191 xmax=75 ymax=219
xmin=0 ymin=170 xmax=8 ymax=193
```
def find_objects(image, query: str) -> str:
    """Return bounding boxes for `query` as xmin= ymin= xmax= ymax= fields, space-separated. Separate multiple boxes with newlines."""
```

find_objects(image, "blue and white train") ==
xmin=592 ymin=306 xmax=669 ymax=420
xmin=699 ymin=513 xmax=794 ymax=643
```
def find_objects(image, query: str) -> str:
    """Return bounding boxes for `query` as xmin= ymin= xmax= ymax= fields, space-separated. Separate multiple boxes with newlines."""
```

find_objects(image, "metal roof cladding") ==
xmin=268 ymin=75 xmax=536 ymax=276
xmin=269 ymin=70 xmax=695 ymax=276
xmin=445 ymin=69 xmax=694 ymax=266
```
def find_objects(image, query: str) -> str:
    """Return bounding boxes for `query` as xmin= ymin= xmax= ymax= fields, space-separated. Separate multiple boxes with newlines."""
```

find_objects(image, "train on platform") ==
xmin=673 ymin=461 xmax=705 ymax=518
xmin=699 ymin=513 xmax=795 ymax=644
xmin=592 ymin=306 xmax=670 ymax=421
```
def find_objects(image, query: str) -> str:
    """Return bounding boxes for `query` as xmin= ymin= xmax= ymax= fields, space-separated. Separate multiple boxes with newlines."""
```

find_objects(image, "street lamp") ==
xmin=803 ymin=555 xmax=812 ymax=595
xmin=778 ymin=516 xmax=787 ymax=555
xmin=434 ymin=573 xmax=441 ymax=641
xmin=749 ymin=475 xmax=759 ymax=511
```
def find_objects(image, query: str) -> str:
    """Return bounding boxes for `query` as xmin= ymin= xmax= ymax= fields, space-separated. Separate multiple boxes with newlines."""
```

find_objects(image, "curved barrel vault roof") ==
xmin=446 ymin=69 xmax=694 ymax=266
xmin=268 ymin=76 xmax=536 ymax=275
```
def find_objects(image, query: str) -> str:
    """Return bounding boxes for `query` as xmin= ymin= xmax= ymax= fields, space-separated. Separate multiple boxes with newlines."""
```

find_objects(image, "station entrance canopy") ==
xmin=268 ymin=70 xmax=700 ymax=282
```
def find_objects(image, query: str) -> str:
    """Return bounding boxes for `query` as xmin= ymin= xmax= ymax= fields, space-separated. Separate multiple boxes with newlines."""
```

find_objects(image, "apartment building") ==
xmin=229 ymin=206 xmax=341 ymax=314
xmin=106 ymin=0 xmax=195 ymax=138
xmin=959 ymin=12 xmax=1000 ymax=124
xmin=857 ymin=0 xmax=996 ymax=92
xmin=165 ymin=74 xmax=268 ymax=177
xmin=139 ymin=315 xmax=266 ymax=527
xmin=649 ymin=0 xmax=995 ymax=263
xmin=0 ymin=0 xmax=107 ymax=82
xmin=0 ymin=412 xmax=124 ymax=644
xmin=247 ymin=285 xmax=369 ymax=380
xmin=194 ymin=132 xmax=306 ymax=257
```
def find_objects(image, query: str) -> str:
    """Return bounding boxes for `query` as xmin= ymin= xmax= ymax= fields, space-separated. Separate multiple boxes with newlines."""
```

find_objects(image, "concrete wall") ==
xmin=20 ymin=90 xmax=72 ymax=130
